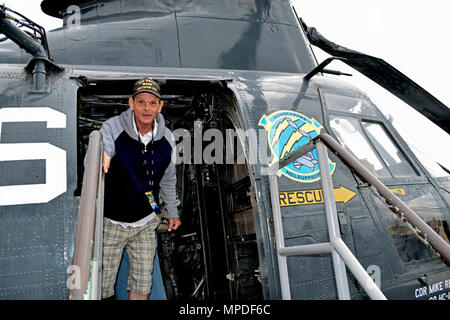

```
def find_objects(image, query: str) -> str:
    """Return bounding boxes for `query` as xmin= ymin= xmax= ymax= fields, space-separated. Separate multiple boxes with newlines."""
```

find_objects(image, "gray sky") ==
xmin=292 ymin=0 xmax=450 ymax=173
xmin=3 ymin=0 xmax=450 ymax=172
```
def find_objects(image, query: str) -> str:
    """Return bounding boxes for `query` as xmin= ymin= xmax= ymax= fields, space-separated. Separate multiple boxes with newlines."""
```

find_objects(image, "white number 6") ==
xmin=0 ymin=107 xmax=67 ymax=206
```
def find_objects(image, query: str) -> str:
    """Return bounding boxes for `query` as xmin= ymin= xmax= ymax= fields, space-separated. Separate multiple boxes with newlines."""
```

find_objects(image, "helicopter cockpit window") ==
xmin=324 ymin=94 xmax=377 ymax=116
xmin=329 ymin=116 xmax=418 ymax=179
xmin=373 ymin=190 xmax=450 ymax=263
xmin=363 ymin=122 xmax=417 ymax=177
xmin=330 ymin=116 xmax=391 ymax=178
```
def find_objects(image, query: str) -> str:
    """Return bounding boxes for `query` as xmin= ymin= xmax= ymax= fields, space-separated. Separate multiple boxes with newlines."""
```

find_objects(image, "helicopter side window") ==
xmin=372 ymin=190 xmax=450 ymax=263
xmin=329 ymin=116 xmax=418 ymax=179
xmin=324 ymin=94 xmax=377 ymax=116
xmin=362 ymin=121 xmax=417 ymax=177
xmin=329 ymin=116 xmax=391 ymax=178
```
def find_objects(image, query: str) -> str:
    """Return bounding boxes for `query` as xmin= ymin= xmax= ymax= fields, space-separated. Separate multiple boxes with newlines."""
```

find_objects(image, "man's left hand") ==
xmin=168 ymin=218 xmax=181 ymax=232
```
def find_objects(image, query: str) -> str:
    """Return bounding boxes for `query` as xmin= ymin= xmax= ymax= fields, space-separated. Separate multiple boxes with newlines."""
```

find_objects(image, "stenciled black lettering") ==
xmin=279 ymin=193 xmax=287 ymax=206
xmin=314 ymin=190 xmax=323 ymax=202
xmin=287 ymin=192 xmax=295 ymax=205
xmin=305 ymin=191 xmax=314 ymax=202
xmin=296 ymin=191 xmax=305 ymax=204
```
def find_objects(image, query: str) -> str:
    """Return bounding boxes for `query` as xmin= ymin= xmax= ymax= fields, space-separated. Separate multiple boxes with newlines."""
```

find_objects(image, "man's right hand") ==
xmin=103 ymin=152 xmax=111 ymax=173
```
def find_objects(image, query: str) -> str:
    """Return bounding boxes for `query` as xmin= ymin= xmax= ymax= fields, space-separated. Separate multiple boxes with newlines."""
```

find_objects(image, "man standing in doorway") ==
xmin=100 ymin=78 xmax=181 ymax=300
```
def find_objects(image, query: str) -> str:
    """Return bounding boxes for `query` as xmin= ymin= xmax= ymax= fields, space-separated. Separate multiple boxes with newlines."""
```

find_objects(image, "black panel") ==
xmin=15 ymin=1 xmax=317 ymax=73
xmin=178 ymin=18 xmax=311 ymax=73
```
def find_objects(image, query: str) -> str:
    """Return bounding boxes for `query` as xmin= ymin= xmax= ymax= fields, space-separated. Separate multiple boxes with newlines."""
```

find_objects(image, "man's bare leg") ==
xmin=129 ymin=292 xmax=149 ymax=300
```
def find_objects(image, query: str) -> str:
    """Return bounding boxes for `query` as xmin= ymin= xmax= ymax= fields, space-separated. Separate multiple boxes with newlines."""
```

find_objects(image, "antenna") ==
xmin=304 ymin=57 xmax=350 ymax=80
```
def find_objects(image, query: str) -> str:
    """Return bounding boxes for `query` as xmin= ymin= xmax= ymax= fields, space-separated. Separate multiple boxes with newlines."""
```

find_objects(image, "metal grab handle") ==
xmin=332 ymin=238 xmax=386 ymax=300
xmin=68 ymin=130 xmax=103 ymax=300
xmin=268 ymin=174 xmax=291 ymax=300
xmin=316 ymin=141 xmax=351 ymax=300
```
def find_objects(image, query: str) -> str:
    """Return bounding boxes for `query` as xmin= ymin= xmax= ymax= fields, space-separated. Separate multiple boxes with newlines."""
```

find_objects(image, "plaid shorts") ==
xmin=102 ymin=217 xmax=159 ymax=298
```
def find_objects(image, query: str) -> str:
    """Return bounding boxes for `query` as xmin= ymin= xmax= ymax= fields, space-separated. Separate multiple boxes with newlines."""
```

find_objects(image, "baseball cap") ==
xmin=132 ymin=78 xmax=161 ymax=98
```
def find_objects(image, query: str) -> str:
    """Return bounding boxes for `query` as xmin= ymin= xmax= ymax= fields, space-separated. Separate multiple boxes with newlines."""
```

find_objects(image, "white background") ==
xmin=2 ymin=0 xmax=449 ymax=173
xmin=292 ymin=0 xmax=450 ymax=173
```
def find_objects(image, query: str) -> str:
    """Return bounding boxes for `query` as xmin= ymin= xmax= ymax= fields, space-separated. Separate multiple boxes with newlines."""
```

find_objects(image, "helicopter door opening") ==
xmin=76 ymin=79 xmax=263 ymax=300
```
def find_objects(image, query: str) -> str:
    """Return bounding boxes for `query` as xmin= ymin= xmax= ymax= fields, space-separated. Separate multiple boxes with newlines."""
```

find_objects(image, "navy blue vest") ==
xmin=104 ymin=131 xmax=172 ymax=223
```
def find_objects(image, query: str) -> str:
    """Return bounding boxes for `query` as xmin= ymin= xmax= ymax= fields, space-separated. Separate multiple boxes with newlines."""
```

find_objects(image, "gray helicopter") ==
xmin=0 ymin=0 xmax=449 ymax=301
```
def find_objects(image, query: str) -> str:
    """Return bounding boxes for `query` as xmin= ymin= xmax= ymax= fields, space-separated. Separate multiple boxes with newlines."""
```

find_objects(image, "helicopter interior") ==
xmin=74 ymin=77 xmax=450 ymax=300
xmin=76 ymin=79 xmax=263 ymax=300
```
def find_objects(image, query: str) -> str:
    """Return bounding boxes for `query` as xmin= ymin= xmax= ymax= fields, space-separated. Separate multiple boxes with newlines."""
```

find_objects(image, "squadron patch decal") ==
xmin=259 ymin=110 xmax=335 ymax=183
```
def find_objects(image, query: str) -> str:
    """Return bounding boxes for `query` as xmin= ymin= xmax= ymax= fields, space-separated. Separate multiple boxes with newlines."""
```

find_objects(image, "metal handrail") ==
xmin=319 ymin=133 xmax=450 ymax=265
xmin=268 ymin=138 xmax=384 ymax=300
xmin=68 ymin=130 xmax=104 ymax=300
xmin=316 ymin=140 xmax=351 ymax=299
xmin=268 ymin=132 xmax=450 ymax=300
xmin=91 ymin=140 xmax=105 ymax=300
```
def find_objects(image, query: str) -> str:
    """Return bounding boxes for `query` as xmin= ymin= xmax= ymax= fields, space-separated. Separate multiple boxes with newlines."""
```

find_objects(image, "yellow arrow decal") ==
xmin=279 ymin=186 xmax=357 ymax=207
xmin=334 ymin=186 xmax=357 ymax=203
xmin=389 ymin=187 xmax=406 ymax=195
